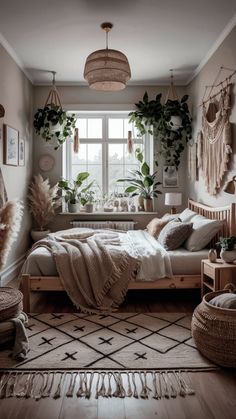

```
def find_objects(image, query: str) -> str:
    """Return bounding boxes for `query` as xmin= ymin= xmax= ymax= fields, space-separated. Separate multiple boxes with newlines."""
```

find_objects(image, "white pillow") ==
xmin=184 ymin=214 xmax=223 ymax=251
xmin=179 ymin=208 xmax=197 ymax=223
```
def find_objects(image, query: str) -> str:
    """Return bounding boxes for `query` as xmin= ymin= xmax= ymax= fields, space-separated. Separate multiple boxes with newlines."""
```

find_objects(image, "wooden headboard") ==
xmin=188 ymin=199 xmax=236 ymax=239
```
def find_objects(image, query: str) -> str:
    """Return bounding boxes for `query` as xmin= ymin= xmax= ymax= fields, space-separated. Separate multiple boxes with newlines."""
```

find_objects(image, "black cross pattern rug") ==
xmin=0 ymin=312 xmax=215 ymax=370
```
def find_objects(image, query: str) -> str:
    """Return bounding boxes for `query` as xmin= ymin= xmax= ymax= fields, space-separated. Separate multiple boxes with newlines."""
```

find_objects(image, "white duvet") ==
xmin=23 ymin=229 xmax=173 ymax=281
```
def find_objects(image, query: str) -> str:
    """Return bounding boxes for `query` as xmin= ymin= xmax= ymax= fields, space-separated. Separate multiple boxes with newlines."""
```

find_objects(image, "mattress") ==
xmin=23 ymin=246 xmax=209 ymax=277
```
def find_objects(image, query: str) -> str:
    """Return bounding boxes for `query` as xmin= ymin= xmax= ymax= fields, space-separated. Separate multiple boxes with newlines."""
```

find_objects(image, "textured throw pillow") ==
xmin=184 ymin=214 xmax=223 ymax=251
xmin=146 ymin=218 xmax=170 ymax=238
xmin=209 ymin=293 xmax=236 ymax=309
xmin=158 ymin=220 xmax=193 ymax=250
xmin=178 ymin=208 xmax=197 ymax=223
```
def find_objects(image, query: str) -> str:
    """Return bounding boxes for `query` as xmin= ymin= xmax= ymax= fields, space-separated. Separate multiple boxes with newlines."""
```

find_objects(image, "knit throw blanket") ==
xmin=30 ymin=229 xmax=139 ymax=314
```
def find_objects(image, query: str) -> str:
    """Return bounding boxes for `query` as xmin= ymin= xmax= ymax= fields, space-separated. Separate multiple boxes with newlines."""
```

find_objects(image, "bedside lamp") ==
xmin=224 ymin=176 xmax=236 ymax=194
xmin=165 ymin=192 xmax=182 ymax=214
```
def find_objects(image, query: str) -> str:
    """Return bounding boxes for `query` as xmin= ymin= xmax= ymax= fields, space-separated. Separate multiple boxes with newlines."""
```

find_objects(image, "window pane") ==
xmin=88 ymin=118 xmax=102 ymax=138
xmin=72 ymin=165 xmax=87 ymax=180
xmin=87 ymin=164 xmax=103 ymax=191
xmin=72 ymin=143 xmax=87 ymax=164
xmin=76 ymin=118 xmax=87 ymax=138
xmin=87 ymin=144 xmax=102 ymax=164
xmin=109 ymin=143 xmax=124 ymax=164
xmin=109 ymin=118 xmax=123 ymax=139
xmin=108 ymin=165 xmax=124 ymax=194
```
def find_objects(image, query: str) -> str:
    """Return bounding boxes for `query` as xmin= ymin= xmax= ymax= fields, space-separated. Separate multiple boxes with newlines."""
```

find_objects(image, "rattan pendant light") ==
xmin=84 ymin=22 xmax=131 ymax=91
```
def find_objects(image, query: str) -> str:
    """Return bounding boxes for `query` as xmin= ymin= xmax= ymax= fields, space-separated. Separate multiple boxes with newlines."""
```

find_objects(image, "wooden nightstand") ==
xmin=201 ymin=259 xmax=236 ymax=298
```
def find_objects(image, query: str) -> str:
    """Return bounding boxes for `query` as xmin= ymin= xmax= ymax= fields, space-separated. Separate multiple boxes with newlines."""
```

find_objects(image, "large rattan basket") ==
xmin=192 ymin=289 xmax=236 ymax=368
xmin=0 ymin=287 xmax=23 ymax=322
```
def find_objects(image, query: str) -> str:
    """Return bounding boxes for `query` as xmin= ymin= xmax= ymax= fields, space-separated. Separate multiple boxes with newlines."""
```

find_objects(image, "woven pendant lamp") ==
xmin=84 ymin=22 xmax=131 ymax=91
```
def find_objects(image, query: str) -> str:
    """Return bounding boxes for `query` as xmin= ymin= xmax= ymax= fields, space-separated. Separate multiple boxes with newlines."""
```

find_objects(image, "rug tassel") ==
xmin=86 ymin=372 xmax=94 ymax=399
xmin=107 ymin=372 xmax=113 ymax=397
xmin=152 ymin=372 xmax=159 ymax=400
xmin=34 ymin=373 xmax=45 ymax=401
xmin=0 ymin=373 xmax=10 ymax=398
xmin=53 ymin=372 xmax=64 ymax=399
xmin=126 ymin=372 xmax=133 ymax=397
xmin=43 ymin=372 xmax=55 ymax=398
xmin=25 ymin=373 xmax=36 ymax=398
xmin=113 ymin=372 xmax=126 ymax=398
xmin=66 ymin=372 xmax=77 ymax=397
xmin=132 ymin=372 xmax=138 ymax=398
xmin=167 ymin=372 xmax=177 ymax=398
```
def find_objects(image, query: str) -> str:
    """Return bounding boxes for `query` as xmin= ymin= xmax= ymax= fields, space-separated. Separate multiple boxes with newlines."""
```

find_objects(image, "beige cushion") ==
xmin=146 ymin=218 xmax=170 ymax=238
xmin=184 ymin=215 xmax=223 ymax=251
xmin=209 ymin=293 xmax=236 ymax=309
xmin=158 ymin=220 xmax=193 ymax=250
xmin=179 ymin=208 xmax=197 ymax=223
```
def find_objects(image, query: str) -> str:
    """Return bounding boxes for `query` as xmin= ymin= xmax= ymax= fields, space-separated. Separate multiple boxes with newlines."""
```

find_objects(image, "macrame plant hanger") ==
xmin=165 ymin=69 xmax=178 ymax=103
xmin=44 ymin=71 xmax=62 ymax=109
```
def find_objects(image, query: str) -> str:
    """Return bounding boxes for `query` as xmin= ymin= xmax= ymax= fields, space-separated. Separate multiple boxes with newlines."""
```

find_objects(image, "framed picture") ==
xmin=3 ymin=124 xmax=19 ymax=166
xmin=163 ymin=165 xmax=179 ymax=188
xmin=18 ymin=137 xmax=25 ymax=166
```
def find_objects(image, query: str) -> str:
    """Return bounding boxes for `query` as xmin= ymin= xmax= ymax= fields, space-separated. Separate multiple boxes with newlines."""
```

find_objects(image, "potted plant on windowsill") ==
xmin=57 ymin=172 xmax=93 ymax=213
xmin=80 ymin=190 xmax=96 ymax=213
xmin=116 ymin=148 xmax=162 ymax=212
xmin=28 ymin=174 xmax=61 ymax=242
xmin=216 ymin=236 xmax=236 ymax=263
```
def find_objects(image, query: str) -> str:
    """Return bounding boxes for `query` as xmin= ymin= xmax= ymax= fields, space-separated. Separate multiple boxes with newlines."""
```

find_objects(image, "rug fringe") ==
xmin=0 ymin=370 xmax=196 ymax=400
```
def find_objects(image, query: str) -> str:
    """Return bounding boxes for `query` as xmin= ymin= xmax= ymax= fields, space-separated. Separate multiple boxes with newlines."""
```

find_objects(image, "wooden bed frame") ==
xmin=20 ymin=199 xmax=236 ymax=312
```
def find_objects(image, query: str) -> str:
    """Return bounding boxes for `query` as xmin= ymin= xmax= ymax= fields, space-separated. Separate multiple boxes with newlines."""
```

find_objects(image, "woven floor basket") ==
xmin=0 ymin=287 xmax=23 ymax=322
xmin=192 ymin=290 xmax=236 ymax=368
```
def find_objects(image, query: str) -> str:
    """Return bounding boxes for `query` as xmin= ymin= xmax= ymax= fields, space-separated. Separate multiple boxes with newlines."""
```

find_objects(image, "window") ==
xmin=64 ymin=113 xmax=149 ymax=196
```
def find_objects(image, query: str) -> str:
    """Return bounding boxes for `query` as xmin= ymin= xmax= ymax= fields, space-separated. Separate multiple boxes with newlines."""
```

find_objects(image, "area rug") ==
xmin=0 ymin=312 xmax=217 ymax=400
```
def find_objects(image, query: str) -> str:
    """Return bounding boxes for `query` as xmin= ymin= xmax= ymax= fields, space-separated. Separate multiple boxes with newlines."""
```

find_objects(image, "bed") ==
xmin=20 ymin=199 xmax=236 ymax=312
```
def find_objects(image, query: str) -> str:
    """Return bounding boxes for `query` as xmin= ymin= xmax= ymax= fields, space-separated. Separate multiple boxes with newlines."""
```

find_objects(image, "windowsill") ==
xmin=59 ymin=211 xmax=156 ymax=216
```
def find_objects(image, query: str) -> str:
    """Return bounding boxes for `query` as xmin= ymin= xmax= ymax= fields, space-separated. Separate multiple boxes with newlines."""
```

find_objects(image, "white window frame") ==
xmin=64 ymin=112 xmax=152 ymax=195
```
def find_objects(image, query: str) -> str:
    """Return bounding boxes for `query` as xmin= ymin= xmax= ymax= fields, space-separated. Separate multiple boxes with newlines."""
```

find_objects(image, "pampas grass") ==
xmin=28 ymin=174 xmax=61 ymax=231
xmin=0 ymin=201 xmax=23 ymax=270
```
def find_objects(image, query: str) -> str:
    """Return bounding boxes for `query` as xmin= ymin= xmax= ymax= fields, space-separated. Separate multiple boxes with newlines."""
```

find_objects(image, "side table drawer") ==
xmin=203 ymin=263 xmax=215 ymax=279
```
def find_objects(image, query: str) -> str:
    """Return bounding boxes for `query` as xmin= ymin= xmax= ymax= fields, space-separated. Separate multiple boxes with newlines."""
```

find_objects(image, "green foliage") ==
xmin=116 ymin=148 xmax=162 ymax=199
xmin=33 ymin=104 xmax=76 ymax=150
xmin=216 ymin=236 xmax=236 ymax=251
xmin=80 ymin=190 xmax=96 ymax=206
xmin=129 ymin=91 xmax=192 ymax=168
xmin=58 ymin=172 xmax=93 ymax=204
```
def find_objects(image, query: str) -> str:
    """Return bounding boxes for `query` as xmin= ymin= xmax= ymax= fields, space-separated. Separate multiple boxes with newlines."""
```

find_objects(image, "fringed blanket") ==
xmin=30 ymin=229 xmax=139 ymax=313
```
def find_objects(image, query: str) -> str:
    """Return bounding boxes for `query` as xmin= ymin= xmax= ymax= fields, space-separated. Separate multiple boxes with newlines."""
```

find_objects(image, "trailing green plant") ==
xmin=216 ymin=236 xmax=236 ymax=251
xmin=58 ymin=172 xmax=93 ymax=204
xmin=128 ymin=92 xmax=192 ymax=168
xmin=116 ymin=148 xmax=162 ymax=199
xmin=33 ymin=104 xmax=76 ymax=150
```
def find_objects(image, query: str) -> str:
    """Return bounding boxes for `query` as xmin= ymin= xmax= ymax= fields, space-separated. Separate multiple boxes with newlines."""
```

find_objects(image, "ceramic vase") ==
xmin=208 ymin=248 xmax=217 ymax=263
xmin=220 ymin=249 xmax=236 ymax=263
xmin=31 ymin=229 xmax=50 ymax=242
xmin=144 ymin=198 xmax=153 ymax=212
xmin=68 ymin=202 xmax=79 ymax=213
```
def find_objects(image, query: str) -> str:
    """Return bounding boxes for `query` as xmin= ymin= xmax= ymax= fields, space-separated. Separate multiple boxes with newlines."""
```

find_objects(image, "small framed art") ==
xmin=163 ymin=165 xmax=179 ymax=188
xmin=18 ymin=137 xmax=25 ymax=166
xmin=3 ymin=124 xmax=19 ymax=166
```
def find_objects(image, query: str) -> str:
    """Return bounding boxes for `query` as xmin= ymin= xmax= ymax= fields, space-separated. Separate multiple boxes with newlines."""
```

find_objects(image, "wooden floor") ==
xmin=0 ymin=289 xmax=235 ymax=419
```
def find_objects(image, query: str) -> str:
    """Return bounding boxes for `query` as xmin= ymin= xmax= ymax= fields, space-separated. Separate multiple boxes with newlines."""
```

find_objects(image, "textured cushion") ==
xmin=158 ymin=220 xmax=193 ymax=250
xmin=179 ymin=208 xmax=197 ymax=223
xmin=184 ymin=215 xmax=223 ymax=251
xmin=209 ymin=293 xmax=236 ymax=309
xmin=146 ymin=218 xmax=170 ymax=238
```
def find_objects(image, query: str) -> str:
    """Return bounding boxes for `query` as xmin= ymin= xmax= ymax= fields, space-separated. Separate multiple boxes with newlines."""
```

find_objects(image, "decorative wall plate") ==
xmin=38 ymin=154 xmax=55 ymax=172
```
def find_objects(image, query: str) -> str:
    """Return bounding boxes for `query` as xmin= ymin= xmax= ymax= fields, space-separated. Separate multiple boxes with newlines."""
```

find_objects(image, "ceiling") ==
xmin=0 ymin=0 xmax=236 ymax=85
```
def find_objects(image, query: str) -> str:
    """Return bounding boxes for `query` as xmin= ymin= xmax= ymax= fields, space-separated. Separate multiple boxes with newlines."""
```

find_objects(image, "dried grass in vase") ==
xmin=28 ymin=174 xmax=61 ymax=231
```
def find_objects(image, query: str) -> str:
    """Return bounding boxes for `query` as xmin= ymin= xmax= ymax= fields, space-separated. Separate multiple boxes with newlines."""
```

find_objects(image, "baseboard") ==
xmin=0 ymin=254 xmax=26 ymax=286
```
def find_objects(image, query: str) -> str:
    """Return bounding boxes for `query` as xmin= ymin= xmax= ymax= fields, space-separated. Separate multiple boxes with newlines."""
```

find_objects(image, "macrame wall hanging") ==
xmin=198 ymin=66 xmax=236 ymax=195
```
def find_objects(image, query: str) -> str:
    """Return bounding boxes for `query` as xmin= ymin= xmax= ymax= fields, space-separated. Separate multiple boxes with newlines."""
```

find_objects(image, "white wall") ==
xmin=33 ymin=84 xmax=187 ymax=223
xmin=0 ymin=43 xmax=33 ymax=274
xmin=187 ymin=25 xmax=236 ymax=207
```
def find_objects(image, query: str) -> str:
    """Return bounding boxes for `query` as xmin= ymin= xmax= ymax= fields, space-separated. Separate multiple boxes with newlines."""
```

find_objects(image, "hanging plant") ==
xmin=33 ymin=71 xmax=76 ymax=150
xmin=34 ymin=104 xmax=76 ymax=150
xmin=129 ymin=91 xmax=192 ymax=169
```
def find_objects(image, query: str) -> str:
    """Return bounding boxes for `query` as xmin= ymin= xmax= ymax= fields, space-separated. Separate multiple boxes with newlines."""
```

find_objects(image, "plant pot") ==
xmin=220 ymin=249 xmax=236 ymax=263
xmin=169 ymin=115 xmax=182 ymax=131
xmin=144 ymin=198 xmax=153 ymax=212
xmin=31 ymin=229 xmax=50 ymax=242
xmin=68 ymin=203 xmax=79 ymax=213
xmin=85 ymin=203 xmax=93 ymax=213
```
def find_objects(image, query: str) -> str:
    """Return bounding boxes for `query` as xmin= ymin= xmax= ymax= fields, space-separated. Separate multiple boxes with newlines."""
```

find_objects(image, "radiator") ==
xmin=71 ymin=220 xmax=136 ymax=231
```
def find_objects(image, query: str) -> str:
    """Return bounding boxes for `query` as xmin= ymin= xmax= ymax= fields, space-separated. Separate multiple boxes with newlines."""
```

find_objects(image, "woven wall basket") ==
xmin=192 ymin=290 xmax=236 ymax=368
xmin=0 ymin=287 xmax=23 ymax=322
